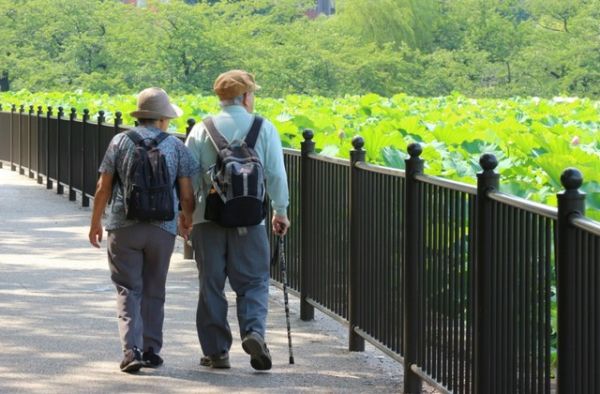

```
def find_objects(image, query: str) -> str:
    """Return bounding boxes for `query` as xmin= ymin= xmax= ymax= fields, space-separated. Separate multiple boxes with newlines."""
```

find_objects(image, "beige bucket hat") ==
xmin=130 ymin=87 xmax=183 ymax=120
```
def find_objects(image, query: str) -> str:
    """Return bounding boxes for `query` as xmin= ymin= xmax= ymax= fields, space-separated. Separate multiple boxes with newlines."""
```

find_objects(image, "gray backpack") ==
xmin=203 ymin=116 xmax=267 ymax=227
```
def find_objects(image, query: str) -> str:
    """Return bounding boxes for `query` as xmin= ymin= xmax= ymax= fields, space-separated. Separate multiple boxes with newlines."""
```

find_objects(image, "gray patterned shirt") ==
xmin=99 ymin=126 xmax=200 ymax=235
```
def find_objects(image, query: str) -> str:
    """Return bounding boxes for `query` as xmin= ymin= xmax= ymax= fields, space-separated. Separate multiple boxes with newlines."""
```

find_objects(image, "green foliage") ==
xmin=335 ymin=0 xmax=440 ymax=51
xmin=3 ymin=90 xmax=599 ymax=220
xmin=0 ymin=0 xmax=599 ymax=98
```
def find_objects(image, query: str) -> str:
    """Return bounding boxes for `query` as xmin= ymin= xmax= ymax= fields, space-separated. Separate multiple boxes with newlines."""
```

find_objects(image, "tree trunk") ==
xmin=0 ymin=71 xmax=9 ymax=91
xmin=316 ymin=0 xmax=333 ymax=15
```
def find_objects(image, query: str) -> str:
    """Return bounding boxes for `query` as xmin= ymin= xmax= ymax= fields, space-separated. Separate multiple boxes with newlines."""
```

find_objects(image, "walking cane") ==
xmin=273 ymin=235 xmax=295 ymax=364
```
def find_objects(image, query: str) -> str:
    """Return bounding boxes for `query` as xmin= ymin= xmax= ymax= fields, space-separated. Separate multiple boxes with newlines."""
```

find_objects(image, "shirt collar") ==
xmin=221 ymin=105 xmax=249 ymax=115
xmin=134 ymin=125 xmax=163 ymax=134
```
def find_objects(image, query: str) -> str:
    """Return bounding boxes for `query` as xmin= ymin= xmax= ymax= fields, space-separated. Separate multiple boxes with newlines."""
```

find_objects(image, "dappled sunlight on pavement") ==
xmin=0 ymin=168 xmax=408 ymax=393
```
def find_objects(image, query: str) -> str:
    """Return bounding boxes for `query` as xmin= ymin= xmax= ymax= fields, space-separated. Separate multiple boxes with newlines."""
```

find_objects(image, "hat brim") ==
xmin=130 ymin=103 xmax=183 ymax=120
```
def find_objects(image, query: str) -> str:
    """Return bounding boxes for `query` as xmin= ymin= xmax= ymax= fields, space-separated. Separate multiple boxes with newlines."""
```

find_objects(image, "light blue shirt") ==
xmin=185 ymin=105 xmax=289 ymax=225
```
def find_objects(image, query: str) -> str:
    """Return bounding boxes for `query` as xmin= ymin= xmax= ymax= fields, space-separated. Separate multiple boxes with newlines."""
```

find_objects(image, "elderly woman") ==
xmin=89 ymin=87 xmax=199 ymax=372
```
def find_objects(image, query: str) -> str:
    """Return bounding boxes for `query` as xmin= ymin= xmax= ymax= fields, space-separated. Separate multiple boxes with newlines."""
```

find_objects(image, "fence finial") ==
xmin=351 ymin=135 xmax=364 ymax=150
xmin=58 ymin=107 xmax=64 ymax=117
xmin=479 ymin=153 xmax=498 ymax=172
xmin=29 ymin=105 xmax=34 ymax=114
xmin=407 ymin=142 xmax=422 ymax=158
xmin=37 ymin=106 xmax=43 ymax=115
xmin=186 ymin=118 xmax=196 ymax=135
xmin=19 ymin=104 xmax=24 ymax=112
xmin=47 ymin=106 xmax=53 ymax=116
xmin=560 ymin=168 xmax=583 ymax=192
xmin=302 ymin=129 xmax=314 ymax=142
xmin=70 ymin=108 xmax=77 ymax=119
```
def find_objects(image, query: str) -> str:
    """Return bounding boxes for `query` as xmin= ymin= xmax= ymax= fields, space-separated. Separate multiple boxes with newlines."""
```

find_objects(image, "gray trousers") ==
xmin=107 ymin=223 xmax=175 ymax=353
xmin=192 ymin=222 xmax=270 ymax=357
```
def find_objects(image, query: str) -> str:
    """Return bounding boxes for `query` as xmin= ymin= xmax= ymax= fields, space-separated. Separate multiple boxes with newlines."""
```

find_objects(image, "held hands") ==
xmin=178 ymin=212 xmax=193 ymax=241
xmin=272 ymin=214 xmax=290 ymax=236
xmin=89 ymin=221 xmax=104 ymax=248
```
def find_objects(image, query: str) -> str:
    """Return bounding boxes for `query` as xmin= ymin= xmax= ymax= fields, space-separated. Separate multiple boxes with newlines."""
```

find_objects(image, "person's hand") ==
xmin=178 ymin=212 xmax=193 ymax=241
xmin=272 ymin=214 xmax=290 ymax=236
xmin=89 ymin=222 xmax=103 ymax=248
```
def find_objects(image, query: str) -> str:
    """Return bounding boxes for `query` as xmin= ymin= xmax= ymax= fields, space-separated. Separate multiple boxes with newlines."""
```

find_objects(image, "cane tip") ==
xmin=289 ymin=357 xmax=295 ymax=364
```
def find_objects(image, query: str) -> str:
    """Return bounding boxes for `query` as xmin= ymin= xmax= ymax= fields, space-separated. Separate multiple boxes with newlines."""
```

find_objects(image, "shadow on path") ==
xmin=0 ymin=167 xmax=404 ymax=393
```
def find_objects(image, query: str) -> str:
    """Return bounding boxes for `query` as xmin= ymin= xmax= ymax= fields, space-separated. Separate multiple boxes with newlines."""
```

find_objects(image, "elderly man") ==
xmin=89 ymin=87 xmax=198 ymax=373
xmin=185 ymin=70 xmax=290 ymax=371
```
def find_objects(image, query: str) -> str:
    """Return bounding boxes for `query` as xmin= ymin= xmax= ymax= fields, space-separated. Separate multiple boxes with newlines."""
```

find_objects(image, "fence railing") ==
xmin=1 ymin=104 xmax=599 ymax=393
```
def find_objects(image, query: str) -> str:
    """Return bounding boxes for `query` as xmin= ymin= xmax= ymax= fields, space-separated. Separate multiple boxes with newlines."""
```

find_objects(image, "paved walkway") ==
xmin=0 ymin=167 xmax=409 ymax=393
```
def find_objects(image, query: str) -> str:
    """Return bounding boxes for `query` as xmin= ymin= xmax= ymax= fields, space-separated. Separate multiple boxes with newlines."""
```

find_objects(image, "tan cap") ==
xmin=213 ymin=70 xmax=260 ymax=100
xmin=130 ymin=87 xmax=183 ymax=120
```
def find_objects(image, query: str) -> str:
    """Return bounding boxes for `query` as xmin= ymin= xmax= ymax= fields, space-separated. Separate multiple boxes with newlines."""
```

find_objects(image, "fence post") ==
xmin=300 ymin=129 xmax=315 ymax=321
xmin=18 ymin=105 xmax=24 ymax=175
xmin=349 ymin=136 xmax=366 ymax=352
xmin=28 ymin=105 xmax=34 ymax=178
xmin=10 ymin=104 xmax=15 ymax=171
xmin=473 ymin=153 xmax=499 ymax=394
xmin=81 ymin=109 xmax=90 ymax=207
xmin=114 ymin=111 xmax=122 ymax=136
xmin=403 ymin=143 xmax=424 ymax=393
xmin=45 ymin=106 xmax=53 ymax=190
xmin=36 ymin=106 xmax=43 ymax=184
xmin=93 ymin=110 xmax=106 ymax=205
xmin=68 ymin=108 xmax=77 ymax=201
xmin=96 ymin=110 xmax=105 ymax=182
xmin=56 ymin=107 xmax=64 ymax=194
xmin=186 ymin=118 xmax=196 ymax=137
xmin=183 ymin=118 xmax=196 ymax=260
xmin=556 ymin=168 xmax=585 ymax=393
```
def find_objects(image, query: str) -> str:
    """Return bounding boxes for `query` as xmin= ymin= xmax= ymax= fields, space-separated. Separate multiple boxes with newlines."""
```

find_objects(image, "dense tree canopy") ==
xmin=0 ymin=0 xmax=598 ymax=98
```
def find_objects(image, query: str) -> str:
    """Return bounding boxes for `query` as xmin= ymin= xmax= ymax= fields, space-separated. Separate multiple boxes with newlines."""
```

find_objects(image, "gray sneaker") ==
xmin=242 ymin=332 xmax=272 ymax=371
xmin=120 ymin=347 xmax=143 ymax=373
xmin=200 ymin=352 xmax=231 ymax=369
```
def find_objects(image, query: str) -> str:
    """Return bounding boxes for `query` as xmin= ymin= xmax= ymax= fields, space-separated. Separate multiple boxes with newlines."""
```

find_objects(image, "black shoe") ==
xmin=242 ymin=332 xmax=272 ymax=371
xmin=120 ymin=347 xmax=143 ymax=373
xmin=200 ymin=352 xmax=231 ymax=369
xmin=142 ymin=347 xmax=164 ymax=368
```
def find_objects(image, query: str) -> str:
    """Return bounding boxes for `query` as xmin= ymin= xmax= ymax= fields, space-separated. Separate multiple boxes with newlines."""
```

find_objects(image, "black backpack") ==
xmin=203 ymin=116 xmax=267 ymax=227
xmin=121 ymin=130 xmax=175 ymax=221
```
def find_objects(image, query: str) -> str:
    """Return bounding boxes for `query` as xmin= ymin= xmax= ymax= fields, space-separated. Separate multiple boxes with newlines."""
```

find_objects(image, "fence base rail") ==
xmin=353 ymin=327 xmax=404 ymax=365
xmin=410 ymin=365 xmax=452 ymax=394
xmin=305 ymin=297 xmax=348 ymax=326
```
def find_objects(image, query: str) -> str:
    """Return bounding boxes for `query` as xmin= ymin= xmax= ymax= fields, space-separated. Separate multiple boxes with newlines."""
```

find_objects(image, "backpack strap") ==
xmin=203 ymin=117 xmax=229 ymax=151
xmin=125 ymin=130 xmax=170 ymax=147
xmin=244 ymin=116 xmax=264 ymax=149
xmin=152 ymin=131 xmax=170 ymax=147
xmin=125 ymin=130 xmax=144 ymax=146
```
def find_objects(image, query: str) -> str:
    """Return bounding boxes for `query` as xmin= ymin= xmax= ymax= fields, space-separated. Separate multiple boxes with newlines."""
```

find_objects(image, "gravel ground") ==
xmin=0 ymin=167 xmax=440 ymax=393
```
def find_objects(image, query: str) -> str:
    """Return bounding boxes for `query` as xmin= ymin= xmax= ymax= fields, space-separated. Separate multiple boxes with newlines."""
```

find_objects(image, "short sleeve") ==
xmin=98 ymin=134 xmax=125 ymax=174
xmin=176 ymin=140 xmax=200 ymax=178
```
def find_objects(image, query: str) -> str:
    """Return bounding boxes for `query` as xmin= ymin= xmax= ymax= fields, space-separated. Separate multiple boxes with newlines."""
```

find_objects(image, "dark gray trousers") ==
xmin=107 ymin=223 xmax=175 ymax=353
xmin=192 ymin=222 xmax=270 ymax=357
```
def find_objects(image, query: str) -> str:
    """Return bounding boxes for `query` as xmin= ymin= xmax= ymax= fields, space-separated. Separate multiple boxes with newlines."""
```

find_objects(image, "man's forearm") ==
xmin=180 ymin=194 xmax=195 ymax=218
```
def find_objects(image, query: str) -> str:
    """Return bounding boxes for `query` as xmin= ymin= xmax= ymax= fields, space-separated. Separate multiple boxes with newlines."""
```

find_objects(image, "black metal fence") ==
xmin=1 ymin=104 xmax=600 ymax=393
